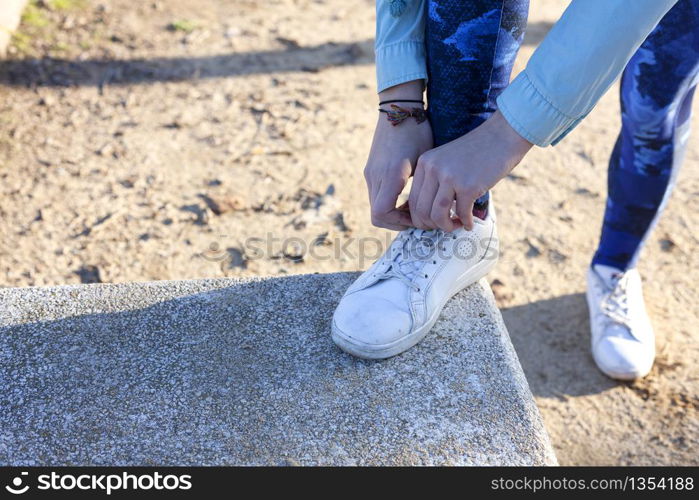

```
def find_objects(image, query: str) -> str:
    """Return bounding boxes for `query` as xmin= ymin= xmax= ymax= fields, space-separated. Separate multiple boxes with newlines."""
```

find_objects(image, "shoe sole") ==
xmin=596 ymin=367 xmax=652 ymax=381
xmin=331 ymin=255 xmax=497 ymax=360
xmin=589 ymin=343 xmax=654 ymax=381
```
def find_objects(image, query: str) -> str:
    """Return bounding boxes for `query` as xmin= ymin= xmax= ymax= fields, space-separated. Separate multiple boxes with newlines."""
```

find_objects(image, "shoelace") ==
xmin=374 ymin=229 xmax=449 ymax=291
xmin=598 ymin=271 xmax=634 ymax=331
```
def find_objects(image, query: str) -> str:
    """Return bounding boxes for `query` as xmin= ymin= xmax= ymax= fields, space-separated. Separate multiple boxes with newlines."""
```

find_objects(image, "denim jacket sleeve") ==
xmin=375 ymin=0 xmax=428 ymax=92
xmin=376 ymin=0 xmax=679 ymax=147
xmin=497 ymin=0 xmax=679 ymax=146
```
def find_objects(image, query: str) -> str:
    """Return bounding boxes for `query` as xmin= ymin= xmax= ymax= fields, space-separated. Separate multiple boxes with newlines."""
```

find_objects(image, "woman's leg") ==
xmin=592 ymin=0 xmax=699 ymax=271
xmin=425 ymin=0 xmax=529 ymax=209
xmin=587 ymin=0 xmax=699 ymax=381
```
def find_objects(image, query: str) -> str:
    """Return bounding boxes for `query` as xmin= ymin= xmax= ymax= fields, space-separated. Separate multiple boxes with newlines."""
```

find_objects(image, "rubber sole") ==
xmin=595 ymin=367 xmax=652 ymax=381
xmin=332 ymin=255 xmax=497 ymax=360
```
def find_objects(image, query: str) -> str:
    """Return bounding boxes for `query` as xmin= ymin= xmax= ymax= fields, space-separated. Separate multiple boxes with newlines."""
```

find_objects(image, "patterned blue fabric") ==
xmin=424 ymin=0 xmax=695 ymax=262
xmin=426 ymin=0 xmax=529 ymax=144
xmin=593 ymin=0 xmax=699 ymax=270
xmin=425 ymin=0 xmax=530 ymax=205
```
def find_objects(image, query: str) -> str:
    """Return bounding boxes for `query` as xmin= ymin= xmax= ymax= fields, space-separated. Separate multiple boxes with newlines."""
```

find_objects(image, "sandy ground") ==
xmin=0 ymin=0 xmax=697 ymax=465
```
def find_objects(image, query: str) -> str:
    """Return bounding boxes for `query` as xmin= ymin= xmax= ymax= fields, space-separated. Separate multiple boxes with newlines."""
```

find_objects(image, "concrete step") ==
xmin=0 ymin=273 xmax=557 ymax=465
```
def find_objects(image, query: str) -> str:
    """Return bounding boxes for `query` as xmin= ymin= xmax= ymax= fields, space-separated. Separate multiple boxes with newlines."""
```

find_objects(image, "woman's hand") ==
xmin=364 ymin=81 xmax=432 ymax=231
xmin=408 ymin=110 xmax=533 ymax=231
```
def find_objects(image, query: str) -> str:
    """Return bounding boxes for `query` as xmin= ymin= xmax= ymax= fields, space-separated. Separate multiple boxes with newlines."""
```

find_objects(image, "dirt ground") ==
xmin=0 ymin=0 xmax=697 ymax=465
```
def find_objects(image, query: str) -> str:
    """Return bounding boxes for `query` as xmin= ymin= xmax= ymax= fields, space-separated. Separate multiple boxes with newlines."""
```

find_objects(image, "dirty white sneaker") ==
xmin=332 ymin=204 xmax=499 ymax=359
xmin=586 ymin=265 xmax=655 ymax=380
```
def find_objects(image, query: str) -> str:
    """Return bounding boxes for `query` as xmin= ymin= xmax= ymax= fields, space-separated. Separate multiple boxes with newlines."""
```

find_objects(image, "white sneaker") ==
xmin=332 ymin=204 xmax=499 ymax=359
xmin=586 ymin=265 xmax=655 ymax=380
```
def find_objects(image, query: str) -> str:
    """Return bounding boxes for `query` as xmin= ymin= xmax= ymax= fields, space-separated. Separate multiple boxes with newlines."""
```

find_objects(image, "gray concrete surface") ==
xmin=0 ymin=273 xmax=557 ymax=465
xmin=0 ymin=0 xmax=27 ymax=56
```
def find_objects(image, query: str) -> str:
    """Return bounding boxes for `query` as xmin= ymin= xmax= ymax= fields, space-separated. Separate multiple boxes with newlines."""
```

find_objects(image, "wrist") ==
xmin=490 ymin=109 xmax=533 ymax=156
xmin=378 ymin=80 xmax=424 ymax=103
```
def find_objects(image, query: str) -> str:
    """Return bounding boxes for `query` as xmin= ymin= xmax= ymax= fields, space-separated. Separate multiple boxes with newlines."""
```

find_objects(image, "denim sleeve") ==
xmin=375 ymin=0 xmax=428 ymax=92
xmin=497 ymin=0 xmax=679 ymax=147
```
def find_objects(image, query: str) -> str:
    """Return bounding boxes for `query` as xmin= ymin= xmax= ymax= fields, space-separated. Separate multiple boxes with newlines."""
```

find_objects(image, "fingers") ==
xmin=412 ymin=173 xmax=439 ymax=229
xmin=363 ymin=167 xmax=380 ymax=205
xmin=454 ymin=188 xmax=475 ymax=231
xmin=411 ymin=155 xmax=455 ymax=231
xmin=378 ymin=209 xmax=412 ymax=231
xmin=408 ymin=161 xmax=425 ymax=226
xmin=369 ymin=166 xmax=412 ymax=231
xmin=410 ymin=154 xmax=480 ymax=232
xmin=430 ymin=183 xmax=457 ymax=232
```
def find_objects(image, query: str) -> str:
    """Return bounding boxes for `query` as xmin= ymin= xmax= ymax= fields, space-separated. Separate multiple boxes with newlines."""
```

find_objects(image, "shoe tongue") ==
xmin=412 ymin=228 xmax=438 ymax=240
xmin=595 ymin=265 xmax=636 ymax=334
xmin=391 ymin=229 xmax=437 ymax=279
xmin=396 ymin=257 xmax=423 ymax=280
xmin=391 ymin=229 xmax=438 ymax=279
xmin=593 ymin=264 xmax=624 ymax=289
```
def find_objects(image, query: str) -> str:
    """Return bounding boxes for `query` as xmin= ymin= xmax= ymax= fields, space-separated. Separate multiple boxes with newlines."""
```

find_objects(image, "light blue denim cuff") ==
xmin=496 ymin=71 xmax=579 ymax=147
xmin=376 ymin=40 xmax=428 ymax=93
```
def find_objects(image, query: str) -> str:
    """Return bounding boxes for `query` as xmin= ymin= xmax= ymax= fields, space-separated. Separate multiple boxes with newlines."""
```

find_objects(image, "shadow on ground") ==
xmin=502 ymin=292 xmax=619 ymax=399
xmin=0 ymin=19 xmax=552 ymax=89
xmin=0 ymin=40 xmax=374 ymax=88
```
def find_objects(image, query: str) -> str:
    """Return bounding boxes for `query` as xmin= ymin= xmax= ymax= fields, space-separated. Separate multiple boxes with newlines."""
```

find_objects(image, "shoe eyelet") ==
xmin=424 ymin=274 xmax=428 ymax=278
xmin=417 ymin=288 xmax=420 ymax=292
xmin=432 ymin=260 xmax=436 ymax=264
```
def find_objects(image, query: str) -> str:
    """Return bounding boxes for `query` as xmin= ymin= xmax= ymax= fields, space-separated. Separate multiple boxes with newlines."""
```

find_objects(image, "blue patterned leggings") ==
xmin=592 ymin=0 xmax=699 ymax=270
xmin=425 ymin=0 xmax=530 ymax=206
xmin=425 ymin=0 xmax=698 ymax=270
